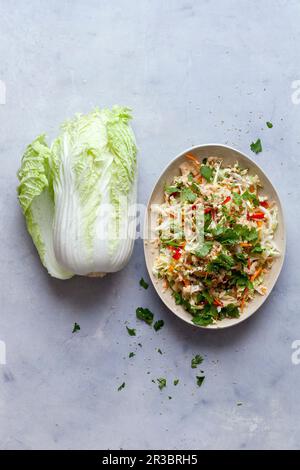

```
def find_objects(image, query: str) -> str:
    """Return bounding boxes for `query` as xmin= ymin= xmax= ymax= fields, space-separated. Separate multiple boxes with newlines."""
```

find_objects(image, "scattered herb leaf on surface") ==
xmin=126 ymin=326 xmax=136 ymax=336
xmin=191 ymin=354 xmax=204 ymax=369
xmin=139 ymin=278 xmax=149 ymax=289
xmin=250 ymin=138 xmax=262 ymax=154
xmin=72 ymin=322 xmax=80 ymax=333
xmin=118 ymin=382 xmax=125 ymax=391
xmin=196 ymin=376 xmax=205 ymax=387
xmin=154 ymin=319 xmax=164 ymax=331
xmin=136 ymin=307 xmax=154 ymax=325
xmin=157 ymin=378 xmax=167 ymax=390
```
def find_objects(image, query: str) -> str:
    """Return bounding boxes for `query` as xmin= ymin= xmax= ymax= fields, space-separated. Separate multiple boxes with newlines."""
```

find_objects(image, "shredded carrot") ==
xmin=247 ymin=258 xmax=251 ymax=270
xmin=256 ymin=220 xmax=263 ymax=228
xmin=213 ymin=298 xmax=224 ymax=307
xmin=240 ymin=242 xmax=252 ymax=247
xmin=250 ymin=267 xmax=262 ymax=283
xmin=240 ymin=287 xmax=249 ymax=312
xmin=195 ymin=175 xmax=202 ymax=183
xmin=185 ymin=153 xmax=199 ymax=163
xmin=168 ymin=265 xmax=174 ymax=273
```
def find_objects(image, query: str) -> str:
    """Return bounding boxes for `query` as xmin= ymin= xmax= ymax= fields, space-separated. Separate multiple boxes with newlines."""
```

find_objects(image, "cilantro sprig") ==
xmin=157 ymin=378 xmax=167 ymax=390
xmin=72 ymin=322 xmax=80 ymax=333
xmin=126 ymin=326 xmax=136 ymax=336
xmin=153 ymin=319 xmax=164 ymax=331
xmin=191 ymin=355 xmax=204 ymax=369
xmin=250 ymin=138 xmax=262 ymax=154
xmin=139 ymin=278 xmax=149 ymax=289
xmin=136 ymin=307 xmax=154 ymax=325
xmin=201 ymin=165 xmax=213 ymax=182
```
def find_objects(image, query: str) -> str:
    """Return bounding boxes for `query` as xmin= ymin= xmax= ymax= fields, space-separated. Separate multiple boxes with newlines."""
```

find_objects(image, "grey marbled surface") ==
xmin=0 ymin=0 xmax=299 ymax=450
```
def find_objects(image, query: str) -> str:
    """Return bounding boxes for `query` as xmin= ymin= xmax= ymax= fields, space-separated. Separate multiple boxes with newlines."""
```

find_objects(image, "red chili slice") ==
xmin=172 ymin=247 xmax=182 ymax=260
xmin=221 ymin=196 xmax=231 ymax=205
xmin=248 ymin=212 xmax=265 ymax=220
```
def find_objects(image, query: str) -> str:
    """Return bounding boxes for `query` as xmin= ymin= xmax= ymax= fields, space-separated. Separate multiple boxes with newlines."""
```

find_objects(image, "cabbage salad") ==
xmin=153 ymin=155 xmax=279 ymax=326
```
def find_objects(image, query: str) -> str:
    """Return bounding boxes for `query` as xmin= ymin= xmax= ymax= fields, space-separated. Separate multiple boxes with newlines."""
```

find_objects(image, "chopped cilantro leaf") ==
xmin=118 ymin=382 xmax=125 ymax=391
xmin=173 ymin=291 xmax=183 ymax=305
xmin=242 ymin=190 xmax=259 ymax=207
xmin=157 ymin=378 xmax=167 ymax=390
xmin=197 ymin=290 xmax=214 ymax=305
xmin=211 ymin=225 xmax=240 ymax=245
xmin=266 ymin=121 xmax=273 ymax=128
xmin=72 ymin=322 xmax=80 ymax=333
xmin=204 ymin=212 xmax=212 ymax=231
xmin=136 ymin=307 xmax=154 ymax=325
xmin=220 ymin=304 xmax=240 ymax=318
xmin=234 ymin=224 xmax=258 ymax=243
xmin=232 ymin=192 xmax=242 ymax=206
xmin=192 ymin=304 xmax=218 ymax=326
xmin=196 ymin=376 xmax=205 ymax=387
xmin=139 ymin=278 xmax=149 ymax=289
xmin=191 ymin=182 xmax=200 ymax=194
xmin=192 ymin=315 xmax=214 ymax=326
xmin=161 ymin=239 xmax=183 ymax=248
xmin=251 ymin=244 xmax=264 ymax=253
xmin=201 ymin=165 xmax=213 ymax=182
xmin=191 ymin=354 xmax=204 ymax=369
xmin=181 ymin=187 xmax=197 ymax=203
xmin=126 ymin=326 xmax=136 ymax=336
xmin=173 ymin=379 xmax=179 ymax=386
xmin=235 ymin=252 xmax=247 ymax=265
xmin=208 ymin=252 xmax=235 ymax=272
xmin=194 ymin=242 xmax=213 ymax=258
xmin=129 ymin=352 xmax=135 ymax=358
xmin=250 ymin=138 xmax=262 ymax=154
xmin=154 ymin=319 xmax=164 ymax=331
xmin=165 ymin=185 xmax=179 ymax=194
xmin=221 ymin=205 xmax=235 ymax=224
xmin=173 ymin=290 xmax=218 ymax=320
xmin=157 ymin=348 xmax=163 ymax=355
xmin=229 ymin=272 xmax=253 ymax=290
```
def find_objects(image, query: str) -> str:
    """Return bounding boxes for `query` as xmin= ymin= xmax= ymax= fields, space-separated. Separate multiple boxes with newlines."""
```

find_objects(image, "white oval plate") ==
xmin=144 ymin=144 xmax=286 ymax=329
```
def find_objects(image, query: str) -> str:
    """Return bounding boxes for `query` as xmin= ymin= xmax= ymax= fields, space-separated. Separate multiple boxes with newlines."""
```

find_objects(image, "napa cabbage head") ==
xmin=17 ymin=106 xmax=137 ymax=279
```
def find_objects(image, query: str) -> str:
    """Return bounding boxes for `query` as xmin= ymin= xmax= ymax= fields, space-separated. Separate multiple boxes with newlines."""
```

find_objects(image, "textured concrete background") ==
xmin=0 ymin=0 xmax=299 ymax=450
